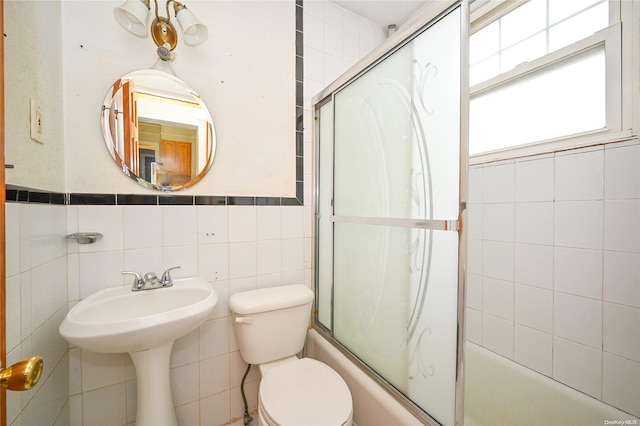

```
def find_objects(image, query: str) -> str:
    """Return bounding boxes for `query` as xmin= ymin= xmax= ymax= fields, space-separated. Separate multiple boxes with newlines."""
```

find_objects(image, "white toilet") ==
xmin=229 ymin=284 xmax=353 ymax=426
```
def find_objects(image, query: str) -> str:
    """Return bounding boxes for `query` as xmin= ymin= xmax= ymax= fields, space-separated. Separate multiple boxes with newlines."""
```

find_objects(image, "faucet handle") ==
xmin=161 ymin=266 xmax=181 ymax=286
xmin=122 ymin=271 xmax=144 ymax=289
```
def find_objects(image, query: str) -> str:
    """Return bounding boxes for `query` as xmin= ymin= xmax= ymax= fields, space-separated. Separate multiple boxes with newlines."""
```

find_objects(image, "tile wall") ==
xmin=65 ymin=203 xmax=310 ymax=426
xmin=466 ymin=140 xmax=640 ymax=417
xmin=5 ymin=202 xmax=69 ymax=425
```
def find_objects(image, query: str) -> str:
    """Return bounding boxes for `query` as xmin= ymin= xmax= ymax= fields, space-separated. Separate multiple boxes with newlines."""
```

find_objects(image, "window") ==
xmin=469 ymin=0 xmax=635 ymax=160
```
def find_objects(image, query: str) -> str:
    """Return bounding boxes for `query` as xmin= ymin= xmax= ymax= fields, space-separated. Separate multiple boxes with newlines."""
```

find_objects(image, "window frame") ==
xmin=468 ymin=0 xmax=638 ymax=164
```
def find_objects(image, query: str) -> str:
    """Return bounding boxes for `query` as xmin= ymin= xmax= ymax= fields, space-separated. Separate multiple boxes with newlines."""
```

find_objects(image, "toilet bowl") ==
xmin=229 ymin=285 xmax=353 ymax=426
xmin=258 ymin=358 xmax=352 ymax=426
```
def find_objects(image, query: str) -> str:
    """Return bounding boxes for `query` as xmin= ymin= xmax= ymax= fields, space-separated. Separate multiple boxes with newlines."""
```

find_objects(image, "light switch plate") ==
xmin=30 ymin=98 xmax=44 ymax=144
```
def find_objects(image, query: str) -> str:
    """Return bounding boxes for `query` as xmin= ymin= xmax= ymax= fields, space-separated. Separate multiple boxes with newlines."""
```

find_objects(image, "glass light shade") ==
xmin=114 ymin=0 xmax=150 ymax=37
xmin=176 ymin=7 xmax=208 ymax=46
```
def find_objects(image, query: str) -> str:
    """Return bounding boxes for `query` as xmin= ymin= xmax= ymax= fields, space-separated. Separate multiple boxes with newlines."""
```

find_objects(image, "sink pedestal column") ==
xmin=129 ymin=342 xmax=177 ymax=426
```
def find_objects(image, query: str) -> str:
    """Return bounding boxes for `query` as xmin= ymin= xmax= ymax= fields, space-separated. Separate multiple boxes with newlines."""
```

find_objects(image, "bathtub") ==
xmin=307 ymin=330 xmax=639 ymax=425
xmin=464 ymin=342 xmax=638 ymax=426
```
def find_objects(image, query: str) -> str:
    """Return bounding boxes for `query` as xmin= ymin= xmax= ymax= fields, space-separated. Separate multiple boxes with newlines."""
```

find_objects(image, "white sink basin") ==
xmin=60 ymin=276 xmax=218 ymax=353
xmin=59 ymin=276 xmax=217 ymax=426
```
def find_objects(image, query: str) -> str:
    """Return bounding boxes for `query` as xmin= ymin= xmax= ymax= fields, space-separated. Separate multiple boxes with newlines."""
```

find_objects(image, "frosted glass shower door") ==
xmin=315 ymin=4 xmax=464 ymax=425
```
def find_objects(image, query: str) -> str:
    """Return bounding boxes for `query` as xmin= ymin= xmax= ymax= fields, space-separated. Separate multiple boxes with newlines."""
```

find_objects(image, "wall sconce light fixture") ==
xmin=114 ymin=0 xmax=207 ymax=59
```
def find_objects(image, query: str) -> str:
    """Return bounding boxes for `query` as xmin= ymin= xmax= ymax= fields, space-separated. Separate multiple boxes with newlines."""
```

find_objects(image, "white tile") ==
xmin=77 ymin=206 xmax=124 ymax=253
xmin=482 ymin=203 xmax=514 ymax=242
xmin=554 ymin=201 xmax=603 ymax=249
xmin=210 ymin=280 xmax=230 ymax=319
xmin=466 ymin=273 xmax=483 ymax=310
xmin=257 ymin=239 xmax=282 ymax=276
xmin=324 ymin=53 xmax=344 ymax=83
xmin=303 ymin=46 xmax=324 ymax=83
xmin=482 ymin=241 xmax=514 ymax=281
xmin=483 ymin=278 xmax=514 ymax=321
xmin=228 ymin=206 xmax=256 ymax=243
xmin=482 ymin=162 xmax=515 ymax=203
xmin=604 ymin=199 xmax=640 ymax=253
xmin=19 ymin=204 xmax=32 ymax=272
xmin=554 ymin=292 xmax=602 ymax=349
xmin=603 ymin=352 xmax=640 ymax=417
xmin=200 ymin=392 xmax=231 ymax=426
xmin=303 ymin=13 xmax=324 ymax=51
xmin=282 ymin=238 xmax=305 ymax=272
xmin=67 ymin=253 xmax=80 ymax=302
xmin=343 ymin=31 xmax=360 ymax=63
xmin=282 ymin=206 xmax=304 ymax=239
xmin=69 ymin=348 xmax=82 ymax=396
xmin=515 ymin=156 xmax=554 ymax=202
xmin=555 ymin=148 xmax=603 ymax=201
xmin=170 ymin=362 xmax=200 ymax=406
xmin=553 ymin=337 xmax=602 ymax=399
xmin=468 ymin=166 xmax=483 ymax=204
xmin=78 ymin=250 xmax=124 ymax=299
xmin=20 ymin=271 xmax=32 ymax=341
xmin=257 ymin=206 xmax=281 ymax=241
xmin=163 ymin=206 xmax=197 ymax=246
xmin=6 ymin=275 xmax=20 ymax=353
xmin=467 ymin=203 xmax=483 ymax=240
xmin=342 ymin=9 xmax=360 ymax=35
xmin=82 ymin=383 xmax=127 ymax=426
xmin=200 ymin=354 xmax=230 ymax=397
xmin=81 ymin=351 xmax=127 ymax=392
xmin=604 ymin=251 xmax=640 ymax=308
xmin=467 ymin=238 xmax=483 ymax=275
xmin=466 ymin=308 xmax=483 ymax=345
xmin=324 ymin=22 xmax=342 ymax=58
xmin=514 ymin=202 xmax=553 ymax=245
xmin=229 ymin=242 xmax=257 ymax=279
xmin=324 ymin=2 xmax=342 ymax=28
xmin=482 ymin=313 xmax=513 ymax=359
xmin=123 ymin=206 xmax=162 ymax=249
xmin=6 ymin=203 xmax=20 ymax=277
xmin=603 ymin=302 xmax=640 ymax=362
xmin=515 ymin=284 xmax=552 ymax=332
xmin=554 ymin=247 xmax=603 ymax=299
xmin=163 ymin=245 xmax=198 ymax=278
xmin=197 ymin=206 xmax=229 ymax=244
xmin=514 ymin=243 xmax=553 ymax=289
xmin=514 ymin=324 xmax=552 ymax=377
xmin=124 ymin=247 xmax=163 ymax=279
xmin=257 ymin=272 xmax=283 ymax=289
xmin=198 ymin=243 xmax=229 ymax=282
xmin=175 ymin=401 xmax=199 ymax=426
xmin=172 ymin=328 xmax=199 ymax=368
xmin=605 ymin=142 xmax=640 ymax=199
xmin=199 ymin=317 xmax=230 ymax=360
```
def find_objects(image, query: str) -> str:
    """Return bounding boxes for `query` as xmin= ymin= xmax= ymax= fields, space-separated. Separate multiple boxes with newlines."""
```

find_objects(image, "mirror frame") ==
xmin=101 ymin=69 xmax=216 ymax=192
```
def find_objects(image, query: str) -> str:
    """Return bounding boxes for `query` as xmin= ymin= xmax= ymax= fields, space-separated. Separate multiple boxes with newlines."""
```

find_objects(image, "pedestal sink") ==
xmin=59 ymin=277 xmax=218 ymax=426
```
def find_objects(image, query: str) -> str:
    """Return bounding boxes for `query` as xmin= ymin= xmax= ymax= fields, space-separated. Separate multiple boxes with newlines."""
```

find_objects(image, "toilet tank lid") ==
xmin=229 ymin=284 xmax=314 ymax=315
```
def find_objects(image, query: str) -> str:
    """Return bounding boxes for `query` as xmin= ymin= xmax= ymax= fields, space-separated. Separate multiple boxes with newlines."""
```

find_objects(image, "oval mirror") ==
xmin=101 ymin=70 xmax=216 ymax=191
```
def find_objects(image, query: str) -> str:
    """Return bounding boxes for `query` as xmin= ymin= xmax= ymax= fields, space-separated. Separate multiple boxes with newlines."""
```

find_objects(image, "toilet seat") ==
xmin=259 ymin=358 xmax=353 ymax=426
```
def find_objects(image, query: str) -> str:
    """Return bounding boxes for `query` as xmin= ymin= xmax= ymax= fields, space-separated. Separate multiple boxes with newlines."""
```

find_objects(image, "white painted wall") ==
xmin=61 ymin=0 xmax=296 ymax=196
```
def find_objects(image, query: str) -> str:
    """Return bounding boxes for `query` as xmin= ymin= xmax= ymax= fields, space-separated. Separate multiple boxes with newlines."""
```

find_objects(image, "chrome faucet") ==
xmin=122 ymin=266 xmax=181 ymax=291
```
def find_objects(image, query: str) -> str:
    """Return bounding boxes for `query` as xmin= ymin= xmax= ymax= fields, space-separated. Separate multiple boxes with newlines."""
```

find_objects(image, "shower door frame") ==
xmin=311 ymin=1 xmax=469 ymax=425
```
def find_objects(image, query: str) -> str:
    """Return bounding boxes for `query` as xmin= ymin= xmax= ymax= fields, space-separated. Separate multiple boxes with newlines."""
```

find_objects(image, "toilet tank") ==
xmin=229 ymin=285 xmax=314 ymax=365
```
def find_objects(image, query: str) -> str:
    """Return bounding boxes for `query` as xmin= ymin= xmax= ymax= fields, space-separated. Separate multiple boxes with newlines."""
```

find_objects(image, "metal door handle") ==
xmin=0 ymin=356 xmax=44 ymax=391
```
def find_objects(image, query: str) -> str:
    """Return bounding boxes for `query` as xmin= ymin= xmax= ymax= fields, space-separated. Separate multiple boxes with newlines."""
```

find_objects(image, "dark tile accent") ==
xmin=296 ymin=132 xmax=304 ymax=156
xmin=296 ymin=107 xmax=303 ymax=131
xmin=296 ymin=82 xmax=303 ymax=107
xmin=296 ymin=56 xmax=303 ymax=83
xmin=282 ymin=196 xmax=303 ymax=206
xmin=227 ymin=197 xmax=255 ymax=206
xmin=29 ymin=192 xmax=51 ymax=204
xmin=17 ymin=191 xmax=29 ymax=202
xmin=117 ymin=194 xmax=158 ymax=205
xmin=296 ymin=31 xmax=303 ymax=57
xmin=296 ymin=156 xmax=304 ymax=181
xmin=6 ymin=189 xmax=18 ymax=202
xmin=256 ymin=197 xmax=281 ymax=206
xmin=296 ymin=4 xmax=303 ymax=32
xmin=159 ymin=195 xmax=194 ymax=205
xmin=295 ymin=0 xmax=302 ymax=7
xmin=51 ymin=193 xmax=67 ymax=205
xmin=196 ymin=196 xmax=227 ymax=205
xmin=70 ymin=193 xmax=117 ymax=205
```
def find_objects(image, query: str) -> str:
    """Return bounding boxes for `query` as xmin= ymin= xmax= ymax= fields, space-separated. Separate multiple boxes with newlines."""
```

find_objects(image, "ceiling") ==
xmin=329 ymin=1 xmax=433 ymax=28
